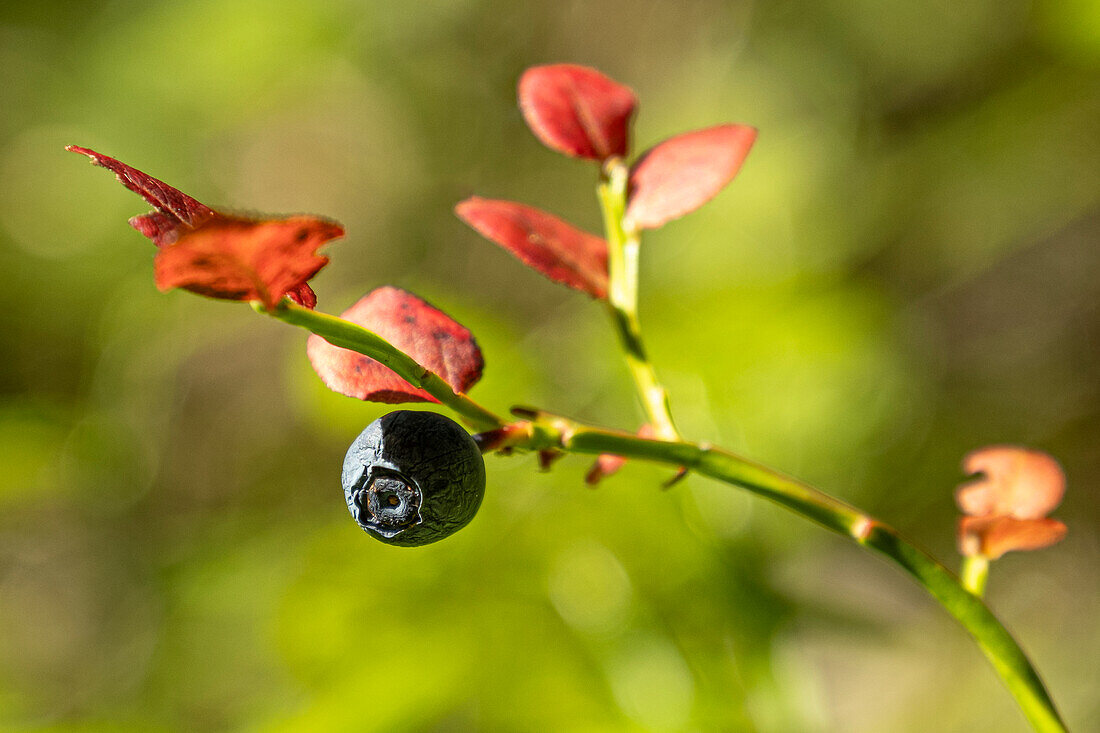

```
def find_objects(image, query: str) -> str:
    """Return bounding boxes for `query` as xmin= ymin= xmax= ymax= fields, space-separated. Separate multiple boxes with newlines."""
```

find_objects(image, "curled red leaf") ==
xmin=624 ymin=124 xmax=757 ymax=230
xmin=518 ymin=64 xmax=637 ymax=161
xmin=67 ymin=145 xmax=216 ymax=244
xmin=455 ymin=197 xmax=609 ymax=299
xmin=129 ymin=211 xmax=187 ymax=247
xmin=957 ymin=516 xmax=1068 ymax=560
xmin=956 ymin=446 xmax=1066 ymax=520
xmin=307 ymin=287 xmax=484 ymax=404
xmin=154 ymin=217 xmax=342 ymax=309
xmin=286 ymin=283 xmax=318 ymax=309
xmin=70 ymin=145 xmax=341 ymax=308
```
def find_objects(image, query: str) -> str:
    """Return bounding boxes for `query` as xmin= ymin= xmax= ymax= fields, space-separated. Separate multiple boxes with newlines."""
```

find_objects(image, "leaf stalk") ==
xmin=254 ymin=301 xmax=505 ymax=431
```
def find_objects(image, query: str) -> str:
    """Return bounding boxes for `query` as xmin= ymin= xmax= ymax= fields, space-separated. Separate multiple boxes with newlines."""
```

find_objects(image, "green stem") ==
xmin=597 ymin=159 xmax=680 ymax=440
xmin=504 ymin=419 xmax=1065 ymax=733
xmin=254 ymin=301 xmax=1064 ymax=731
xmin=961 ymin=555 xmax=990 ymax=597
xmin=255 ymin=301 xmax=505 ymax=431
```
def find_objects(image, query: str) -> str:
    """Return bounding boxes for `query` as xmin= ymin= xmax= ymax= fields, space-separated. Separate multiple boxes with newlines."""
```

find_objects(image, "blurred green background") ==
xmin=1 ymin=1 xmax=1098 ymax=730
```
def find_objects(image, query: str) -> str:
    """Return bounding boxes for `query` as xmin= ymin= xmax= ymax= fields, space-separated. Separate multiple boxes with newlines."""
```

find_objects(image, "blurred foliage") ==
xmin=1 ymin=1 xmax=1098 ymax=731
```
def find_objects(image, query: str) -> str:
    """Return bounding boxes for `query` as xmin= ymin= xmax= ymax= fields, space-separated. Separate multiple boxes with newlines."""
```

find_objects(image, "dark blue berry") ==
xmin=341 ymin=410 xmax=486 ymax=546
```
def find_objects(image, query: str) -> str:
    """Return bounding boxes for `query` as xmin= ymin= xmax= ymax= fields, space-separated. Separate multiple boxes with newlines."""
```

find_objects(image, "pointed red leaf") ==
xmin=455 ymin=197 xmax=608 ymax=299
xmin=67 ymin=145 xmax=216 ymax=243
xmin=154 ymin=216 xmax=344 ymax=309
xmin=624 ymin=125 xmax=757 ymax=230
xmin=518 ymin=64 xmax=637 ymax=161
xmin=307 ymin=287 xmax=484 ymax=404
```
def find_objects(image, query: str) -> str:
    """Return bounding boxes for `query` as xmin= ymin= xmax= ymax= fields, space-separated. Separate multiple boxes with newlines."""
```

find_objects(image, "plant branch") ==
xmin=597 ymin=159 xmax=680 ymax=440
xmin=255 ymin=300 xmax=505 ymax=431
xmin=254 ymin=299 xmax=1064 ymax=732
xmin=488 ymin=416 xmax=1066 ymax=733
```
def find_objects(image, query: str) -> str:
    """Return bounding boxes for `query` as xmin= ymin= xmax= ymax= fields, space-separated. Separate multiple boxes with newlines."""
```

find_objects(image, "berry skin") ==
xmin=341 ymin=410 xmax=486 ymax=546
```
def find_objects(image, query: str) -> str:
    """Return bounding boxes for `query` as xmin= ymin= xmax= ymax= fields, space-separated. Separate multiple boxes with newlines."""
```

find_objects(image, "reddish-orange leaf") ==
xmin=624 ymin=125 xmax=757 ymax=230
xmin=70 ymin=145 xmax=340 ymax=308
xmin=957 ymin=515 xmax=1068 ymax=559
xmin=455 ymin=197 xmax=609 ymax=299
xmin=518 ymin=64 xmax=637 ymax=161
xmin=956 ymin=446 xmax=1066 ymax=519
xmin=307 ymin=287 xmax=484 ymax=404
xmin=67 ymin=145 xmax=216 ymax=245
xmin=154 ymin=216 xmax=343 ymax=309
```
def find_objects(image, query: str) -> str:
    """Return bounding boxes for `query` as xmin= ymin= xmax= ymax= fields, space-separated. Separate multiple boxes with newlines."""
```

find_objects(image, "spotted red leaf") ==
xmin=307 ymin=287 xmax=484 ymax=404
xmin=67 ymin=145 xmax=216 ymax=244
xmin=518 ymin=64 xmax=637 ymax=161
xmin=624 ymin=125 xmax=757 ymax=230
xmin=70 ymin=145 xmax=339 ymax=308
xmin=154 ymin=216 xmax=342 ymax=309
xmin=455 ymin=197 xmax=609 ymax=299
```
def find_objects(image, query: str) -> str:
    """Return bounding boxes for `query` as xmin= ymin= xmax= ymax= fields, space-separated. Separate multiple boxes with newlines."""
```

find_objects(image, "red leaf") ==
xmin=67 ymin=145 xmax=216 ymax=244
xmin=286 ymin=283 xmax=318 ymax=309
xmin=307 ymin=287 xmax=484 ymax=404
xmin=957 ymin=446 xmax=1066 ymax=520
xmin=129 ymin=211 xmax=185 ymax=247
xmin=518 ymin=64 xmax=637 ymax=161
xmin=71 ymin=145 xmax=342 ymax=308
xmin=957 ymin=515 xmax=1068 ymax=559
xmin=624 ymin=125 xmax=757 ymax=230
xmin=455 ymin=197 xmax=608 ymax=299
xmin=154 ymin=216 xmax=344 ymax=309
